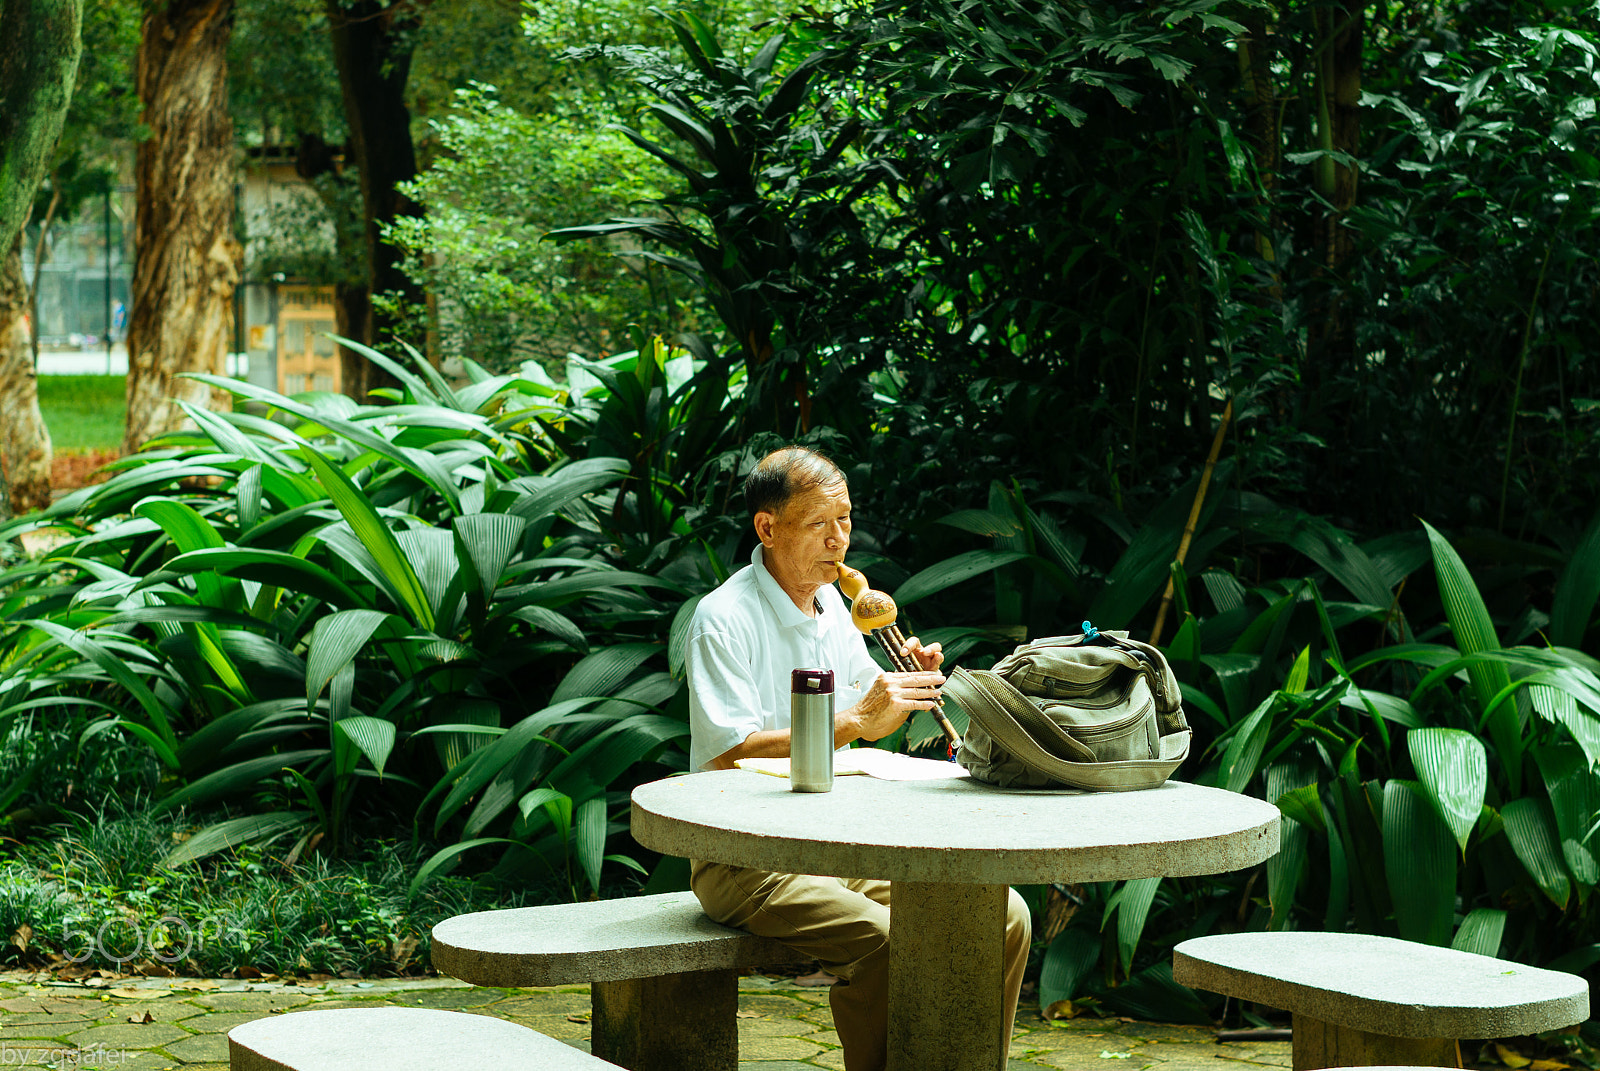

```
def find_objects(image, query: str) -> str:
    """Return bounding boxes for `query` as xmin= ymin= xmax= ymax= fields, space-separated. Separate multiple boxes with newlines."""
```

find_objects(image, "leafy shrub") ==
xmin=0 ymin=340 xmax=745 ymax=901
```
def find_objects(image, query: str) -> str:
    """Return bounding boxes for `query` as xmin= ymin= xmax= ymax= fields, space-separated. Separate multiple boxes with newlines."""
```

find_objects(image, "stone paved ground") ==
xmin=0 ymin=972 xmax=1294 ymax=1069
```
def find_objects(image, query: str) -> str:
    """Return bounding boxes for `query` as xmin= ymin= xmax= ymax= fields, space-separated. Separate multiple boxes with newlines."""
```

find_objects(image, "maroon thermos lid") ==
xmin=791 ymin=669 xmax=834 ymax=695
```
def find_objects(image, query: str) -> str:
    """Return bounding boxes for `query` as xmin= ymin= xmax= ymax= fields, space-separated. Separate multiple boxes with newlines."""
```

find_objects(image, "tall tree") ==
xmin=0 ymin=0 xmax=82 ymax=516
xmin=125 ymin=0 xmax=240 ymax=453
xmin=325 ymin=0 xmax=425 ymax=396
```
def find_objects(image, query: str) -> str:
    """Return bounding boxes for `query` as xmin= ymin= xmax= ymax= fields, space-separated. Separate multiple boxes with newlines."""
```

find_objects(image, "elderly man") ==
xmin=686 ymin=446 xmax=1031 ymax=1071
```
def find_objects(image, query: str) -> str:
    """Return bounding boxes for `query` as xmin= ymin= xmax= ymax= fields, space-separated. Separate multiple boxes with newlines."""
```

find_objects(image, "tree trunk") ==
xmin=325 ymin=0 xmax=424 ymax=398
xmin=0 ymin=237 xmax=53 ymax=516
xmin=125 ymin=0 xmax=240 ymax=454
xmin=0 ymin=0 xmax=83 ymax=254
xmin=1236 ymin=12 xmax=1280 ymax=268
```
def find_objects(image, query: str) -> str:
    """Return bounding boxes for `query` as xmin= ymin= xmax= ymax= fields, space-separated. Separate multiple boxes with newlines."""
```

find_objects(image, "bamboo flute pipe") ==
xmin=836 ymin=563 xmax=962 ymax=748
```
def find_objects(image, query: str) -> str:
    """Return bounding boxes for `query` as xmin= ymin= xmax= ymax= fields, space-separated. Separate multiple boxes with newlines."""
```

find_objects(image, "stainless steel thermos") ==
xmin=790 ymin=668 xmax=835 ymax=792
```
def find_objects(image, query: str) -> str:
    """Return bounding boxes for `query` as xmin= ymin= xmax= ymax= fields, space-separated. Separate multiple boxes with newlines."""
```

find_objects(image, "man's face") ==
xmin=756 ymin=481 xmax=852 ymax=595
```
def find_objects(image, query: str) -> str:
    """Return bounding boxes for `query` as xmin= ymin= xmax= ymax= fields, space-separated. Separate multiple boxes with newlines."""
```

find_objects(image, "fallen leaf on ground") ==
xmin=1495 ymin=1044 xmax=1532 ymax=1068
xmin=108 ymin=988 xmax=147 ymax=999
xmin=126 ymin=1012 xmax=154 ymax=1024
xmin=1528 ymin=1060 xmax=1569 ymax=1071
xmin=1042 ymin=999 xmax=1079 ymax=1021
xmin=1100 ymin=1051 xmax=1132 ymax=1059
xmin=566 ymin=1013 xmax=591 ymax=1024
xmin=736 ymin=1011 xmax=762 ymax=1019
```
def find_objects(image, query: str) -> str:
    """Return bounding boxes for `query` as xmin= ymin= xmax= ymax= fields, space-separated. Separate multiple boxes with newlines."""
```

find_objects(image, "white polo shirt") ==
xmin=687 ymin=545 xmax=882 ymax=771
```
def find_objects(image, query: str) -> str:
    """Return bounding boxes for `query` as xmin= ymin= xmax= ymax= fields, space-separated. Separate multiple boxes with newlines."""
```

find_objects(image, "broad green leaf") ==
xmin=1038 ymin=928 xmax=1100 ymax=1009
xmin=516 ymin=787 xmax=567 ymax=830
xmin=551 ymin=644 xmax=660 ymax=704
xmin=161 ymin=812 xmax=311 ymax=867
xmin=305 ymin=610 xmax=392 ymax=711
xmin=1220 ymin=695 xmax=1276 ymax=793
xmin=162 ymin=547 xmax=364 ymax=609
xmin=1381 ymin=780 xmax=1457 ymax=946
xmin=575 ymin=797 xmax=608 ymax=896
xmin=431 ymin=699 xmax=605 ymax=834
xmin=1284 ymin=646 xmax=1311 ymax=694
xmin=22 ymin=621 xmax=178 ymax=750
xmin=335 ymin=715 xmax=398 ymax=777
xmin=428 ymin=699 xmax=502 ymax=774
xmin=453 ymin=513 xmax=529 ymax=602
xmin=395 ymin=527 xmax=461 ymax=626
xmin=187 ymin=371 xmax=465 ymax=507
xmin=936 ymin=510 xmax=1024 ymax=538
xmin=1408 ymin=728 xmax=1488 ymax=853
xmin=153 ymin=750 xmax=327 ymax=814
xmin=510 ymin=605 xmax=588 ymax=652
xmin=409 ymin=838 xmax=542 ymax=895
xmin=135 ymin=499 xmax=226 ymax=553
xmin=1100 ymin=877 xmax=1161 ymax=975
xmin=893 ymin=550 xmax=1030 ymax=608
xmin=1528 ymin=683 xmax=1600 ymax=768
xmin=300 ymin=446 xmax=435 ymax=630
xmin=1336 ymin=688 xmax=1424 ymax=729
xmin=1451 ymin=908 xmax=1506 ymax=957
xmin=667 ymin=594 xmax=704 ymax=680
xmin=546 ymin=714 xmax=689 ymax=802
xmin=505 ymin=457 xmax=628 ymax=522
xmin=236 ymin=463 xmax=265 ymax=531
xmin=1551 ymin=509 xmax=1600 ymax=647
xmin=1502 ymin=797 xmax=1571 ymax=910
xmin=1422 ymin=521 xmax=1518 ymax=791
xmin=1274 ymin=784 xmax=1327 ymax=834
xmin=1532 ymin=744 xmax=1600 ymax=886
xmin=1266 ymin=763 xmax=1316 ymax=929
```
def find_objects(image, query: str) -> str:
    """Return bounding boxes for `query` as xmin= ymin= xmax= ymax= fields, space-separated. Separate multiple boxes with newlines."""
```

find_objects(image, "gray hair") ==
xmin=743 ymin=447 xmax=846 ymax=520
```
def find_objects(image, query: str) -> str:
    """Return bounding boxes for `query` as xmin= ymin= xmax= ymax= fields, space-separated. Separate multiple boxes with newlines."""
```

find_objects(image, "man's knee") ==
xmin=1005 ymin=888 xmax=1033 ymax=952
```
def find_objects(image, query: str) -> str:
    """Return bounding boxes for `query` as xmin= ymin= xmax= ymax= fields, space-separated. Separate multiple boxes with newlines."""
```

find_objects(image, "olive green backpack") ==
xmin=944 ymin=625 xmax=1191 ymax=792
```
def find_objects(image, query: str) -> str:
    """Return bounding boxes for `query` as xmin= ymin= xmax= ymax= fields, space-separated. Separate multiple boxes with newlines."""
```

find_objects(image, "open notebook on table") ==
xmin=734 ymin=749 xmax=967 ymax=781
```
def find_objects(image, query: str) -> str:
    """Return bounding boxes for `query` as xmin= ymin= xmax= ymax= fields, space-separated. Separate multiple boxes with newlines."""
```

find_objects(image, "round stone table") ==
xmin=632 ymin=769 xmax=1280 ymax=1071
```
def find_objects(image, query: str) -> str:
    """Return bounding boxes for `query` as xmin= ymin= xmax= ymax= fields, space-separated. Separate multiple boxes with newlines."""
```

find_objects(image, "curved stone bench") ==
xmin=431 ymin=891 xmax=807 ymax=1071
xmin=1173 ymin=932 xmax=1590 ymax=1070
xmin=229 ymin=1006 xmax=620 ymax=1070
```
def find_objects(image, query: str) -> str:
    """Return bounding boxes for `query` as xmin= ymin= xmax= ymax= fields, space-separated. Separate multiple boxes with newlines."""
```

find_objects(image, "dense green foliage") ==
xmin=6 ymin=0 xmax=1600 ymax=1020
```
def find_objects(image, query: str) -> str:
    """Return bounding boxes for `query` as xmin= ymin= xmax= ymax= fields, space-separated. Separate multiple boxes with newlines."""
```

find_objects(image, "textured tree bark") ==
xmin=124 ymin=0 xmax=240 ymax=454
xmin=0 ymin=0 xmax=83 ymax=253
xmin=0 ymin=0 xmax=79 ymax=516
xmin=1326 ymin=5 xmax=1363 ymax=274
xmin=325 ymin=0 xmax=425 ymax=399
xmin=1236 ymin=12 xmax=1280 ymax=267
xmin=0 ymin=239 xmax=53 ymax=516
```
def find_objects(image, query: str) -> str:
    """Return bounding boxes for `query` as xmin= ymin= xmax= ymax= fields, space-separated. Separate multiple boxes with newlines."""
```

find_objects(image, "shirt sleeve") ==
xmin=686 ymin=626 xmax=766 ymax=771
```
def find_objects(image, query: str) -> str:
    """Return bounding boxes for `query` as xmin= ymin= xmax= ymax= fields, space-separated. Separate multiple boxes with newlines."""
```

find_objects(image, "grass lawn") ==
xmin=36 ymin=375 xmax=125 ymax=453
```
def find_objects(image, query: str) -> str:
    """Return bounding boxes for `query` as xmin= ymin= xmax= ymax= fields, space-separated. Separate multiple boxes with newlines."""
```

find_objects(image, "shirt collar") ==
xmin=752 ymin=545 xmax=822 ymax=629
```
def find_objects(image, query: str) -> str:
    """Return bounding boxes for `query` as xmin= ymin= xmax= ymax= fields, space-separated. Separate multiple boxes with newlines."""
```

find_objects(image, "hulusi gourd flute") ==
xmin=836 ymin=563 xmax=962 ymax=749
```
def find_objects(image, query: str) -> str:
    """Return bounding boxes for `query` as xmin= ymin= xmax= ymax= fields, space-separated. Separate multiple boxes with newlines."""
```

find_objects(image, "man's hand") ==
xmin=901 ymin=636 xmax=943 ymax=673
xmin=838 ymin=669 xmax=945 ymax=744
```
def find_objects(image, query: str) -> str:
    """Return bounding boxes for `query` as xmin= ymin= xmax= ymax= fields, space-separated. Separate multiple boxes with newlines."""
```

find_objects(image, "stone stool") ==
xmin=1174 ymin=932 xmax=1589 ymax=1070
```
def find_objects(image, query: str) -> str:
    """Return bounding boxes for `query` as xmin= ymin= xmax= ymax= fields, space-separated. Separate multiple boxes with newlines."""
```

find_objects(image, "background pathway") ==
xmin=0 ymin=972 xmax=1292 ymax=1069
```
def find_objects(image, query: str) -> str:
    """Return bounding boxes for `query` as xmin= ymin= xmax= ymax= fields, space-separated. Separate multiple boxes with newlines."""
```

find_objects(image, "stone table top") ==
xmin=631 ymin=769 xmax=1280 ymax=885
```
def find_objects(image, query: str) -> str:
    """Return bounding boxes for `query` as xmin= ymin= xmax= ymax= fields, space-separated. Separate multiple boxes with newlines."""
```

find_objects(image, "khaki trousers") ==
xmin=691 ymin=860 xmax=1031 ymax=1071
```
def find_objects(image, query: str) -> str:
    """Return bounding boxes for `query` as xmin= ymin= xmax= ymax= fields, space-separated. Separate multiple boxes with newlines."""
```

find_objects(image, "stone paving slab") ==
xmin=0 ymin=970 xmax=1533 ymax=1070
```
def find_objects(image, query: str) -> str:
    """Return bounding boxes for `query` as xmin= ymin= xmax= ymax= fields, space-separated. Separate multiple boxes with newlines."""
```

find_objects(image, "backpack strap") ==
xmin=944 ymin=667 xmax=1191 ymax=792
